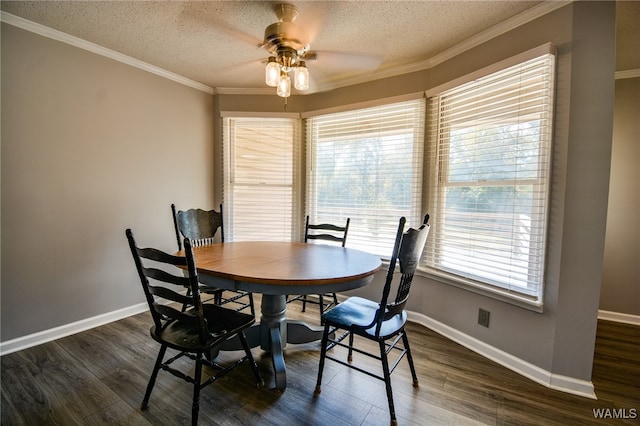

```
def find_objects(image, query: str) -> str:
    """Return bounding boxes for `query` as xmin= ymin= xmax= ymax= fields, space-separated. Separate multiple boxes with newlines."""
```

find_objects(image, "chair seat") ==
xmin=151 ymin=304 xmax=255 ymax=352
xmin=323 ymin=296 xmax=407 ymax=339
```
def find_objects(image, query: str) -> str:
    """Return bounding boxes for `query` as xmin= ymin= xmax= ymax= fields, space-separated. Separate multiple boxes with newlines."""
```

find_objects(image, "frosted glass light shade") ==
xmin=265 ymin=58 xmax=280 ymax=87
xmin=294 ymin=62 xmax=309 ymax=90
xmin=276 ymin=73 xmax=291 ymax=98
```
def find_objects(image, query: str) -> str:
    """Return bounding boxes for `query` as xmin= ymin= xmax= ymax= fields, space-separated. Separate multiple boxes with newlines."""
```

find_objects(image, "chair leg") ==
xmin=248 ymin=292 xmax=256 ymax=317
xmin=314 ymin=323 xmax=331 ymax=395
xmin=142 ymin=344 xmax=167 ymax=409
xmin=331 ymin=292 xmax=339 ymax=307
xmin=239 ymin=331 xmax=264 ymax=387
xmin=191 ymin=353 xmax=203 ymax=426
xmin=214 ymin=290 xmax=223 ymax=305
xmin=379 ymin=340 xmax=398 ymax=426
xmin=347 ymin=332 xmax=354 ymax=362
xmin=318 ymin=294 xmax=325 ymax=324
xmin=402 ymin=331 xmax=419 ymax=387
xmin=302 ymin=295 xmax=307 ymax=312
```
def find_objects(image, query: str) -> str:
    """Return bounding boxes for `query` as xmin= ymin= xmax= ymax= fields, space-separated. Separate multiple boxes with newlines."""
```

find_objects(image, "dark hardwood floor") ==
xmin=2 ymin=296 xmax=639 ymax=425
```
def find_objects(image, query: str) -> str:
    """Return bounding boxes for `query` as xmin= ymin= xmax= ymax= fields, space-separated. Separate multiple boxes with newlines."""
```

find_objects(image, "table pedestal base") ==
xmin=219 ymin=294 xmax=325 ymax=390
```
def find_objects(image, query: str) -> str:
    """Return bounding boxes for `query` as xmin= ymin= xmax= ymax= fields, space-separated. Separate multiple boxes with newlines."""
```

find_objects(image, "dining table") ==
xmin=186 ymin=241 xmax=382 ymax=390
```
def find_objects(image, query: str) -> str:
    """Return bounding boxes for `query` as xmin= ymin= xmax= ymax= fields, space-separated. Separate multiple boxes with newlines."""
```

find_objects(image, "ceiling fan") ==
xmin=261 ymin=2 xmax=313 ymax=98
xmin=257 ymin=2 xmax=382 ymax=101
xmin=180 ymin=2 xmax=381 ymax=97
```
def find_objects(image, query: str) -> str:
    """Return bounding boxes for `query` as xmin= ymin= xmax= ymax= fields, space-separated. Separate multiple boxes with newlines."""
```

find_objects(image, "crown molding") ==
xmin=0 ymin=11 xmax=215 ymax=95
xmin=315 ymin=0 xmax=572 ymax=92
xmin=2 ymin=1 xmax=576 ymax=96
xmin=427 ymin=0 xmax=570 ymax=69
xmin=215 ymin=87 xmax=274 ymax=96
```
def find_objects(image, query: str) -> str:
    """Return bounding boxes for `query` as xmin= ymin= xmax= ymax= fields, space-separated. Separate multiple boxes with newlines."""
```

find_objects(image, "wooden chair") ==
xmin=287 ymin=216 xmax=350 ymax=322
xmin=126 ymin=229 xmax=263 ymax=426
xmin=172 ymin=203 xmax=255 ymax=316
xmin=314 ymin=215 xmax=430 ymax=426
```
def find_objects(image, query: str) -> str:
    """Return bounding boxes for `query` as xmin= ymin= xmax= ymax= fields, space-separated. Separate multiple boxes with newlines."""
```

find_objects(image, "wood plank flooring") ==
xmin=2 ymin=296 xmax=639 ymax=425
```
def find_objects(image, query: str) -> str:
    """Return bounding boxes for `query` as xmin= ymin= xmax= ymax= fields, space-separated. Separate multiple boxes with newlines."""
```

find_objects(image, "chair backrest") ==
xmin=375 ymin=214 xmax=430 ymax=335
xmin=304 ymin=215 xmax=350 ymax=247
xmin=171 ymin=203 xmax=224 ymax=250
xmin=126 ymin=229 xmax=209 ymax=343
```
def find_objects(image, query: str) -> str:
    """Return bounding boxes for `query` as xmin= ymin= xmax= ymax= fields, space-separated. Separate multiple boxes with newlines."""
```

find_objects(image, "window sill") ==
xmin=416 ymin=267 xmax=544 ymax=313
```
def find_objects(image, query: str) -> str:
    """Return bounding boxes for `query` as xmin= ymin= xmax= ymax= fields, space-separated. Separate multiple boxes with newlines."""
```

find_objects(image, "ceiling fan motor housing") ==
xmin=263 ymin=3 xmax=309 ymax=58
xmin=263 ymin=21 xmax=308 ymax=55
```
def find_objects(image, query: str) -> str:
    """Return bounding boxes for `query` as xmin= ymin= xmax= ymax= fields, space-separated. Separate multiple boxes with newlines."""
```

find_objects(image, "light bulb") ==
xmin=294 ymin=61 xmax=309 ymax=91
xmin=276 ymin=73 xmax=291 ymax=98
xmin=265 ymin=57 xmax=280 ymax=87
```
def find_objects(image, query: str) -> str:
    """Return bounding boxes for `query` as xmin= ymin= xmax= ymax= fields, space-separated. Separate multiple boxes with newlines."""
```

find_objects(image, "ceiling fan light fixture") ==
xmin=294 ymin=61 xmax=309 ymax=90
xmin=279 ymin=48 xmax=296 ymax=72
xmin=276 ymin=72 xmax=291 ymax=98
xmin=265 ymin=57 xmax=280 ymax=87
xmin=261 ymin=3 xmax=312 ymax=101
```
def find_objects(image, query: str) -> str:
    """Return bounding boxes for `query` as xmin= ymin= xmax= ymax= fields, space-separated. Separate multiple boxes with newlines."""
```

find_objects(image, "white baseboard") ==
xmin=2 ymin=298 xmax=634 ymax=398
xmin=0 ymin=303 xmax=149 ymax=356
xmin=598 ymin=310 xmax=640 ymax=326
xmin=407 ymin=311 xmax=597 ymax=400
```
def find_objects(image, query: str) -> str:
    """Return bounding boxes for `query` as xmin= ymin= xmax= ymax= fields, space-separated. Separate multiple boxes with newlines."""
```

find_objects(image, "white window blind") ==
xmin=423 ymin=53 xmax=555 ymax=304
xmin=222 ymin=117 xmax=300 ymax=241
xmin=306 ymin=98 xmax=425 ymax=257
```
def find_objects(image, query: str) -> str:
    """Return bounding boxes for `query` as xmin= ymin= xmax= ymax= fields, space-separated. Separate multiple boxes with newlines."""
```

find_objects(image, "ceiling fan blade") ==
xmin=302 ymin=66 xmax=338 ymax=93
xmin=215 ymin=58 xmax=268 ymax=89
xmin=294 ymin=2 xmax=329 ymax=46
xmin=178 ymin=4 xmax=263 ymax=49
xmin=308 ymin=50 xmax=383 ymax=71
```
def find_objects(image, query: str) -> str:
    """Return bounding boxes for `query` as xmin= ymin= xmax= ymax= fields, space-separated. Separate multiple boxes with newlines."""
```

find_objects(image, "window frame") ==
xmin=221 ymin=114 xmax=302 ymax=242
xmin=420 ymin=44 xmax=556 ymax=310
xmin=304 ymin=97 xmax=426 ymax=258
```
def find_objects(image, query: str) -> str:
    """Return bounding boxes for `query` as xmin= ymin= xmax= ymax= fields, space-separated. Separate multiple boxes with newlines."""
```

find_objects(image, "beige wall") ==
xmin=1 ymin=24 xmax=215 ymax=341
xmin=601 ymin=77 xmax=640 ymax=315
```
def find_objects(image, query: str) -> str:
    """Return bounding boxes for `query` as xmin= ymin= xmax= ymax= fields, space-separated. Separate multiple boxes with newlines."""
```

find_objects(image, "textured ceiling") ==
xmin=2 ymin=1 xmax=638 ymax=94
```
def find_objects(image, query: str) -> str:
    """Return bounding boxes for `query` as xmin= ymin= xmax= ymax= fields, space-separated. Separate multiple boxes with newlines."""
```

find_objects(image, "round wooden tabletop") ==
xmin=190 ymin=241 xmax=382 ymax=292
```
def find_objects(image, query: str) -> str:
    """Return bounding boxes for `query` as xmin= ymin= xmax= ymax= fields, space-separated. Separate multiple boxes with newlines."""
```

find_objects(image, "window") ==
xmin=306 ymin=98 xmax=425 ymax=257
xmin=222 ymin=116 xmax=300 ymax=241
xmin=423 ymin=51 xmax=555 ymax=305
